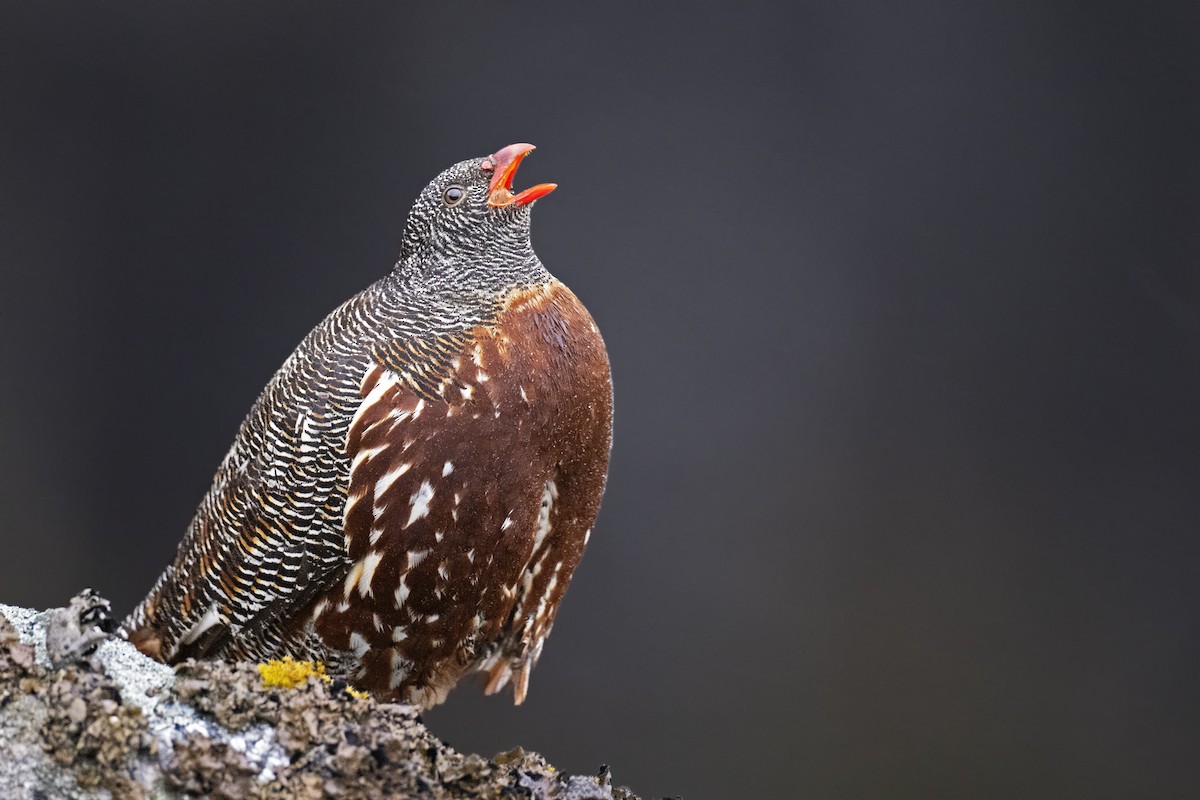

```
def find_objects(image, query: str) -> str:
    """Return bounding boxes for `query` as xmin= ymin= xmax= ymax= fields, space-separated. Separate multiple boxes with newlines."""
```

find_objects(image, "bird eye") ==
xmin=443 ymin=185 xmax=466 ymax=206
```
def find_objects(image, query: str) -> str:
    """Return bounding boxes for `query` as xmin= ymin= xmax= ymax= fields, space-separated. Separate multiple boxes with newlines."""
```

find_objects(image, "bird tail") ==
xmin=120 ymin=567 xmax=174 ymax=661
xmin=481 ymin=654 xmax=532 ymax=705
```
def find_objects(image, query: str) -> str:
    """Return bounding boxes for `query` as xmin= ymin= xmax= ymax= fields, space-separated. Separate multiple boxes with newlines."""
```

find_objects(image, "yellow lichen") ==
xmin=257 ymin=657 xmax=328 ymax=689
xmin=343 ymin=684 xmax=371 ymax=700
xmin=257 ymin=656 xmax=370 ymax=699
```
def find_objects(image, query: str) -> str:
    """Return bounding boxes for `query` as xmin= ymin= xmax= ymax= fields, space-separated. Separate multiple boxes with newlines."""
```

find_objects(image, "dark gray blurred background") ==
xmin=2 ymin=2 xmax=1198 ymax=797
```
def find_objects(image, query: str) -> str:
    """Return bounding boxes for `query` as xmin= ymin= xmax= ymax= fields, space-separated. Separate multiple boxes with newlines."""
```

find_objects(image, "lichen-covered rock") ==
xmin=0 ymin=593 xmax=639 ymax=800
xmin=41 ymin=663 xmax=153 ymax=795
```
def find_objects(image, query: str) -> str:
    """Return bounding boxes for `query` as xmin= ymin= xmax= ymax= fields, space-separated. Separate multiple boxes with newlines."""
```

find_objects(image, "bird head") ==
xmin=397 ymin=143 xmax=556 ymax=293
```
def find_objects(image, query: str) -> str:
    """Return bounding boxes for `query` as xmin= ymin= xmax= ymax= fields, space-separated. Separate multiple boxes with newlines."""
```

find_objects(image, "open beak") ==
xmin=482 ymin=143 xmax=557 ymax=208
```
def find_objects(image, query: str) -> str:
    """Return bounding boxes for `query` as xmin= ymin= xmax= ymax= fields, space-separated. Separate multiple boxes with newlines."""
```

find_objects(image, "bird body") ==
xmin=123 ymin=144 xmax=612 ymax=708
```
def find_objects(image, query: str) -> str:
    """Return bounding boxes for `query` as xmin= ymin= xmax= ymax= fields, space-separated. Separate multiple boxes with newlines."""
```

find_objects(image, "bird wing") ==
xmin=152 ymin=326 xmax=485 ymax=666
xmin=164 ymin=358 xmax=363 ymax=662
xmin=123 ymin=294 xmax=494 ymax=666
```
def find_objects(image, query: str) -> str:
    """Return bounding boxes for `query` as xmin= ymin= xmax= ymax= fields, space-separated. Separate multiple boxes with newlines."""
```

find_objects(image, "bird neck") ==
xmin=375 ymin=254 xmax=549 ymax=338
xmin=391 ymin=249 xmax=550 ymax=304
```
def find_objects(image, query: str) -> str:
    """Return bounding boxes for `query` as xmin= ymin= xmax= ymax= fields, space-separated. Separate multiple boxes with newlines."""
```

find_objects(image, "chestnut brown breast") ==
xmin=307 ymin=279 xmax=612 ymax=707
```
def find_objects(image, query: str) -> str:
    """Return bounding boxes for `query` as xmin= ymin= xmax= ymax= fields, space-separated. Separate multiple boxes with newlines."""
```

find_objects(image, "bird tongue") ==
xmin=483 ymin=143 xmax=557 ymax=207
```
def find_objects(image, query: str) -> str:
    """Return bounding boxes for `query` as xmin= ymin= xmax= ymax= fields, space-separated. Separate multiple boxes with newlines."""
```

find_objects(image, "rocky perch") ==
xmin=0 ymin=591 xmax=638 ymax=800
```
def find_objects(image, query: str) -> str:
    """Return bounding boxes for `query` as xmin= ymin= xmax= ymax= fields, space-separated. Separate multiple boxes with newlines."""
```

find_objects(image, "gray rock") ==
xmin=0 ymin=591 xmax=640 ymax=800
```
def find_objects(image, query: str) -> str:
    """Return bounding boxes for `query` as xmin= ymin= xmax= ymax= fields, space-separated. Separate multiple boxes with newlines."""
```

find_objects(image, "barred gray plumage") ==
xmin=122 ymin=144 xmax=613 ymax=708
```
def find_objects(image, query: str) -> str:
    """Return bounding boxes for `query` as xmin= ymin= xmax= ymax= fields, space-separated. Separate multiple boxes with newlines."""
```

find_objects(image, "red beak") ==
xmin=482 ymin=143 xmax=557 ymax=208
